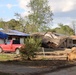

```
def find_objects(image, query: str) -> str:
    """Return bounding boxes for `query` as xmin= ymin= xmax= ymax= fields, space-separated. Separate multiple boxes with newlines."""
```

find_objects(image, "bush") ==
xmin=20 ymin=37 xmax=41 ymax=60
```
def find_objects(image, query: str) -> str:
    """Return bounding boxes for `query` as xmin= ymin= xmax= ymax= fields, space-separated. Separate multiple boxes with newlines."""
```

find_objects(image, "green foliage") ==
xmin=0 ymin=18 xmax=21 ymax=31
xmin=15 ymin=13 xmax=26 ymax=32
xmin=14 ymin=0 xmax=53 ymax=33
xmin=0 ymin=18 xmax=7 ymax=29
xmin=53 ymin=23 xmax=74 ymax=35
xmin=20 ymin=37 xmax=41 ymax=60
xmin=25 ymin=24 xmax=38 ymax=33
xmin=8 ymin=19 xmax=21 ymax=30
xmin=28 ymin=0 xmax=53 ymax=32
xmin=15 ymin=13 xmax=31 ymax=33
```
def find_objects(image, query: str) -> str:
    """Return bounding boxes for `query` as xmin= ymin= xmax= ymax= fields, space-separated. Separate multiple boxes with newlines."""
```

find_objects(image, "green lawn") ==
xmin=0 ymin=53 xmax=17 ymax=61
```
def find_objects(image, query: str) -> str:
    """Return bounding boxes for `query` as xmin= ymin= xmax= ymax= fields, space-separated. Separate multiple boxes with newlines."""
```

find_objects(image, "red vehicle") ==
xmin=0 ymin=40 xmax=22 ymax=54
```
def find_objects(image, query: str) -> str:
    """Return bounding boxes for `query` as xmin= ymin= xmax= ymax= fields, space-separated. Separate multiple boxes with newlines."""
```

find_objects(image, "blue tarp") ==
xmin=7 ymin=30 xmax=30 ymax=37
xmin=0 ymin=28 xmax=30 ymax=37
xmin=0 ymin=32 xmax=8 ymax=39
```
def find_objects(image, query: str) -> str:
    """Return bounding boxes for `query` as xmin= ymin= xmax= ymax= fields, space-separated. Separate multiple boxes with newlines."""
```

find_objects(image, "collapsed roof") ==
xmin=31 ymin=32 xmax=71 ymax=48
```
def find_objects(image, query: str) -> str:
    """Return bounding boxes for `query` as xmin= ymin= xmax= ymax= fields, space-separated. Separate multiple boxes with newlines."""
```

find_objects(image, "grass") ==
xmin=0 ymin=53 xmax=17 ymax=61
xmin=0 ymin=72 xmax=11 ymax=75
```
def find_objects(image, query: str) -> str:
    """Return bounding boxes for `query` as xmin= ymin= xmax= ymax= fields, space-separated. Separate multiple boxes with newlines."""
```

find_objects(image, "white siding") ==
xmin=20 ymin=38 xmax=24 ymax=44
xmin=12 ymin=38 xmax=15 ymax=40
xmin=0 ymin=39 xmax=4 ymax=44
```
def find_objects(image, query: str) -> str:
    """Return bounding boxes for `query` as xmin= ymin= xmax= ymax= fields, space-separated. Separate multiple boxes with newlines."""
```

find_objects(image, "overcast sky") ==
xmin=0 ymin=0 xmax=76 ymax=28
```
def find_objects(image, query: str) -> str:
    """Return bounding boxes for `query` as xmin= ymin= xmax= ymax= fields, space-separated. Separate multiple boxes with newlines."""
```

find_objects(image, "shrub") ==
xmin=20 ymin=37 xmax=41 ymax=60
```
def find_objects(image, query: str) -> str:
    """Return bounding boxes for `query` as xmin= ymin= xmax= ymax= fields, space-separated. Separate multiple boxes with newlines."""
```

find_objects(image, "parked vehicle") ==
xmin=0 ymin=40 xmax=22 ymax=54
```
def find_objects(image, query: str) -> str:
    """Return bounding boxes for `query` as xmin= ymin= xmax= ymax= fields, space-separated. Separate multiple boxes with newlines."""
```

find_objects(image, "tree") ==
xmin=0 ymin=18 xmax=5 ymax=28
xmin=54 ymin=23 xmax=74 ymax=35
xmin=15 ymin=13 xmax=30 ymax=32
xmin=8 ymin=19 xmax=21 ymax=30
xmin=0 ymin=18 xmax=9 ymax=29
xmin=15 ymin=0 xmax=53 ymax=33
xmin=71 ymin=21 xmax=76 ymax=35
xmin=28 ymin=0 xmax=53 ymax=32
xmin=20 ymin=37 xmax=41 ymax=60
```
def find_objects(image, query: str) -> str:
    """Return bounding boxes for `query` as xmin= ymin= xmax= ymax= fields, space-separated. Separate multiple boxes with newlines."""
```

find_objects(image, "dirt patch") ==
xmin=29 ymin=63 xmax=76 ymax=75
xmin=0 ymin=60 xmax=69 ymax=67
xmin=0 ymin=60 xmax=75 ymax=75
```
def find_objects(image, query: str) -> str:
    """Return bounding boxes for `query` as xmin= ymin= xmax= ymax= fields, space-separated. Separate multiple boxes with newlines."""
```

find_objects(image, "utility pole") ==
xmin=72 ymin=21 xmax=76 ymax=35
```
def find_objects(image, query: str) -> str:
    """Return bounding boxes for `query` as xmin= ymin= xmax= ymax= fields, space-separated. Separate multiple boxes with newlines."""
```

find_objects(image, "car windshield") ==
xmin=13 ymin=40 xmax=20 ymax=44
xmin=6 ymin=40 xmax=11 ymax=44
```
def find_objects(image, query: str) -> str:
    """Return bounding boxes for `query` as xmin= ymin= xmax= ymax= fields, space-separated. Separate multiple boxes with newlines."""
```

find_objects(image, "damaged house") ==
xmin=71 ymin=36 xmax=76 ymax=47
xmin=31 ymin=32 xmax=73 ymax=49
xmin=0 ymin=28 xmax=30 ymax=44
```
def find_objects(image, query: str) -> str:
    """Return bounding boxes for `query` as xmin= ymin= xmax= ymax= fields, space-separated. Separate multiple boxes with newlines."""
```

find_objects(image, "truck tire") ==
xmin=15 ymin=48 xmax=20 ymax=54
xmin=0 ymin=47 xmax=3 ymax=53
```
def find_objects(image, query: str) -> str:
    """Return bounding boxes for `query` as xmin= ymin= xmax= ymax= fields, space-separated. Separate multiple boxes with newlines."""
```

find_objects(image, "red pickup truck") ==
xmin=0 ymin=40 xmax=22 ymax=54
